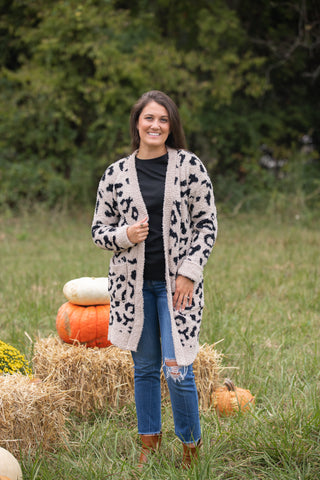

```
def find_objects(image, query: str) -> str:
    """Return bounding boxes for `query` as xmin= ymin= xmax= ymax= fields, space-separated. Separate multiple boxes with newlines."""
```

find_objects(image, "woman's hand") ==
xmin=173 ymin=275 xmax=194 ymax=311
xmin=127 ymin=216 xmax=149 ymax=244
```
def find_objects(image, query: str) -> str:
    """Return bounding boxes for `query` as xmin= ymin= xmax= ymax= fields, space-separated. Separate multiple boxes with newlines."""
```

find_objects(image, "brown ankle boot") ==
xmin=138 ymin=433 xmax=162 ymax=469
xmin=181 ymin=438 xmax=202 ymax=469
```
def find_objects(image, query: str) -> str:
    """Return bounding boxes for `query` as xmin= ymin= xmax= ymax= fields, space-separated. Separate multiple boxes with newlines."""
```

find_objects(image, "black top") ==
xmin=135 ymin=153 xmax=168 ymax=280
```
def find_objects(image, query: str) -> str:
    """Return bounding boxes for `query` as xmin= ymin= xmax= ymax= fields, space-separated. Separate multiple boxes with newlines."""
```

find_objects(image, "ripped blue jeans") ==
xmin=131 ymin=280 xmax=201 ymax=444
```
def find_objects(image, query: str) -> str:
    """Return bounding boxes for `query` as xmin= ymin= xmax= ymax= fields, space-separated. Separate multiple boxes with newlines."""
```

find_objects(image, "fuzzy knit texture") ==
xmin=92 ymin=147 xmax=217 ymax=366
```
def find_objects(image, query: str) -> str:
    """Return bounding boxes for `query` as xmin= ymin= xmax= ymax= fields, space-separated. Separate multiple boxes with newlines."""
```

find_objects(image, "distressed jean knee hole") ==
xmin=164 ymin=359 xmax=187 ymax=383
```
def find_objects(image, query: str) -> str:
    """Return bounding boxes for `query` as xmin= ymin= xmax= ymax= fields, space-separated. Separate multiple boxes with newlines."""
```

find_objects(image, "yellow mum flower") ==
xmin=0 ymin=340 xmax=32 ymax=376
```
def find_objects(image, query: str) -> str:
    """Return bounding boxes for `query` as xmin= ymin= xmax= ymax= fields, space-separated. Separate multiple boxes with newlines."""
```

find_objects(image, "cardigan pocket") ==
xmin=108 ymin=262 xmax=128 ymax=304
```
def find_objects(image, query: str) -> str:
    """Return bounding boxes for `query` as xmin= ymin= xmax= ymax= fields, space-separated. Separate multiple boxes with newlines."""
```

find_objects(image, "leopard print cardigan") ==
xmin=92 ymin=147 xmax=217 ymax=366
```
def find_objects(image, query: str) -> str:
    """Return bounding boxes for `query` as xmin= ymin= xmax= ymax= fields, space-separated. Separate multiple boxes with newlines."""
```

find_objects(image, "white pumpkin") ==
xmin=63 ymin=277 xmax=110 ymax=306
xmin=0 ymin=447 xmax=23 ymax=480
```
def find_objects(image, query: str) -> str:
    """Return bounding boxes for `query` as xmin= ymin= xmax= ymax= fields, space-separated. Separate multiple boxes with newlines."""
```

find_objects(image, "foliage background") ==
xmin=0 ymin=0 xmax=319 ymax=212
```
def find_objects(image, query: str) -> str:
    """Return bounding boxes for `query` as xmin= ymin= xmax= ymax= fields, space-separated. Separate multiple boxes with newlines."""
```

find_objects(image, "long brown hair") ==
xmin=130 ymin=90 xmax=187 ymax=151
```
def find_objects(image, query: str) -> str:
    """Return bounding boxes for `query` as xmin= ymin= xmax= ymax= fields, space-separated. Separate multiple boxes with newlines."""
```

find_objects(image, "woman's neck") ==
xmin=137 ymin=145 xmax=167 ymax=159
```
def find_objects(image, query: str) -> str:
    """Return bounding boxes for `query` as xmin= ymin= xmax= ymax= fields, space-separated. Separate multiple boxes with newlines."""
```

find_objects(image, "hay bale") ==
xmin=0 ymin=374 xmax=69 ymax=459
xmin=33 ymin=337 xmax=135 ymax=415
xmin=194 ymin=343 xmax=223 ymax=410
xmin=33 ymin=337 xmax=223 ymax=415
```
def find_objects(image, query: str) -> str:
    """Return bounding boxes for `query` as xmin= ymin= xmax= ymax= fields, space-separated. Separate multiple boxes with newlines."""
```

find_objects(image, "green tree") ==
xmin=0 ymin=0 xmax=319 ymax=209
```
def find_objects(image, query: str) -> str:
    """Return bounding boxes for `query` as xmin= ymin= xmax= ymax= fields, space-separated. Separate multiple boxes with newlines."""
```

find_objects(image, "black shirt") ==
xmin=135 ymin=153 xmax=168 ymax=280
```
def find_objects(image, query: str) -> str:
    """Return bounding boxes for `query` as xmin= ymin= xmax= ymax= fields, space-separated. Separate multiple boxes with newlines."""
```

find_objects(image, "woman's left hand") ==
xmin=173 ymin=275 xmax=194 ymax=311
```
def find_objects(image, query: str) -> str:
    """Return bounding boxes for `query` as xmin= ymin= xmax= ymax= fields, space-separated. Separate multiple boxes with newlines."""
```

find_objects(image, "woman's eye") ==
xmin=144 ymin=116 xmax=168 ymax=122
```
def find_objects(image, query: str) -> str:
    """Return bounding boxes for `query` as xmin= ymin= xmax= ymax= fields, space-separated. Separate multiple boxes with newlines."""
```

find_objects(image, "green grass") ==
xmin=1 ymin=207 xmax=320 ymax=479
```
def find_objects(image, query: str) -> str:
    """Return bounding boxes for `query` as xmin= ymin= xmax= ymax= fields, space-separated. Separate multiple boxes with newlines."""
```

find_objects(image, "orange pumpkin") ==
xmin=56 ymin=302 xmax=112 ymax=348
xmin=212 ymin=378 xmax=255 ymax=416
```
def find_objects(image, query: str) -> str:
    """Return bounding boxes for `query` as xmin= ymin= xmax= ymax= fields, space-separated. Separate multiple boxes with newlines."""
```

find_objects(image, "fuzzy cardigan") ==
xmin=92 ymin=147 xmax=217 ymax=366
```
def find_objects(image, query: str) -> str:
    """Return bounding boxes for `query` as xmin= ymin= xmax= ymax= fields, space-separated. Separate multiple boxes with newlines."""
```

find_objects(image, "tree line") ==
xmin=0 ymin=0 xmax=319 ymax=210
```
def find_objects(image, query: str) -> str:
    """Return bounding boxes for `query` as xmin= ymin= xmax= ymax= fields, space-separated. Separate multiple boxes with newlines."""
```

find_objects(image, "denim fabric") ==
xmin=131 ymin=280 xmax=201 ymax=444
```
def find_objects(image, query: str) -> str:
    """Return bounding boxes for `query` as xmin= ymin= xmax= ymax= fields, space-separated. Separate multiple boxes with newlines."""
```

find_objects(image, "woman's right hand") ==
xmin=127 ymin=216 xmax=149 ymax=244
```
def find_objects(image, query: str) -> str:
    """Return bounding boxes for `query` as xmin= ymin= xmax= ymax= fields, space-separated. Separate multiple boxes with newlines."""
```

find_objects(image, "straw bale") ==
xmin=193 ymin=343 xmax=223 ymax=410
xmin=33 ymin=337 xmax=223 ymax=415
xmin=33 ymin=337 xmax=135 ymax=415
xmin=0 ymin=374 xmax=69 ymax=459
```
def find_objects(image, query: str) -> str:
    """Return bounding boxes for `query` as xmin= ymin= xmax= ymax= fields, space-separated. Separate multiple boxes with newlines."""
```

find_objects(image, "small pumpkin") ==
xmin=0 ymin=447 xmax=23 ymax=480
xmin=63 ymin=277 xmax=110 ymax=306
xmin=56 ymin=302 xmax=112 ymax=348
xmin=212 ymin=378 xmax=255 ymax=416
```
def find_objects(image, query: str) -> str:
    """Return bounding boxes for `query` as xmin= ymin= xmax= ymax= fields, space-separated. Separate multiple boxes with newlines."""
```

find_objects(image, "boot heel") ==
xmin=181 ymin=438 xmax=202 ymax=469
xmin=138 ymin=432 xmax=162 ymax=469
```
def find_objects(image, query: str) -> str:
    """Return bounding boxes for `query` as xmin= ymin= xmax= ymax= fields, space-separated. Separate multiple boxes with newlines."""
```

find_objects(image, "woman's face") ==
xmin=137 ymin=101 xmax=170 ymax=154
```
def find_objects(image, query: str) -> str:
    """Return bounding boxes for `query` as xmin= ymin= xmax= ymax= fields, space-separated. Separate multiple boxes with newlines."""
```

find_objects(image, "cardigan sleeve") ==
xmin=91 ymin=166 xmax=135 ymax=252
xmin=177 ymin=155 xmax=218 ymax=282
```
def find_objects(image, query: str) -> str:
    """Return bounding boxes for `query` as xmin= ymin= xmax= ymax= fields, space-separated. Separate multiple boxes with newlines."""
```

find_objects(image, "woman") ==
xmin=92 ymin=90 xmax=217 ymax=468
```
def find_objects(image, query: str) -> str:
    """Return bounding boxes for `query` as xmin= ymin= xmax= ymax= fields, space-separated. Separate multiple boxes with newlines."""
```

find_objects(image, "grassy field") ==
xmin=0 ymin=207 xmax=319 ymax=479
